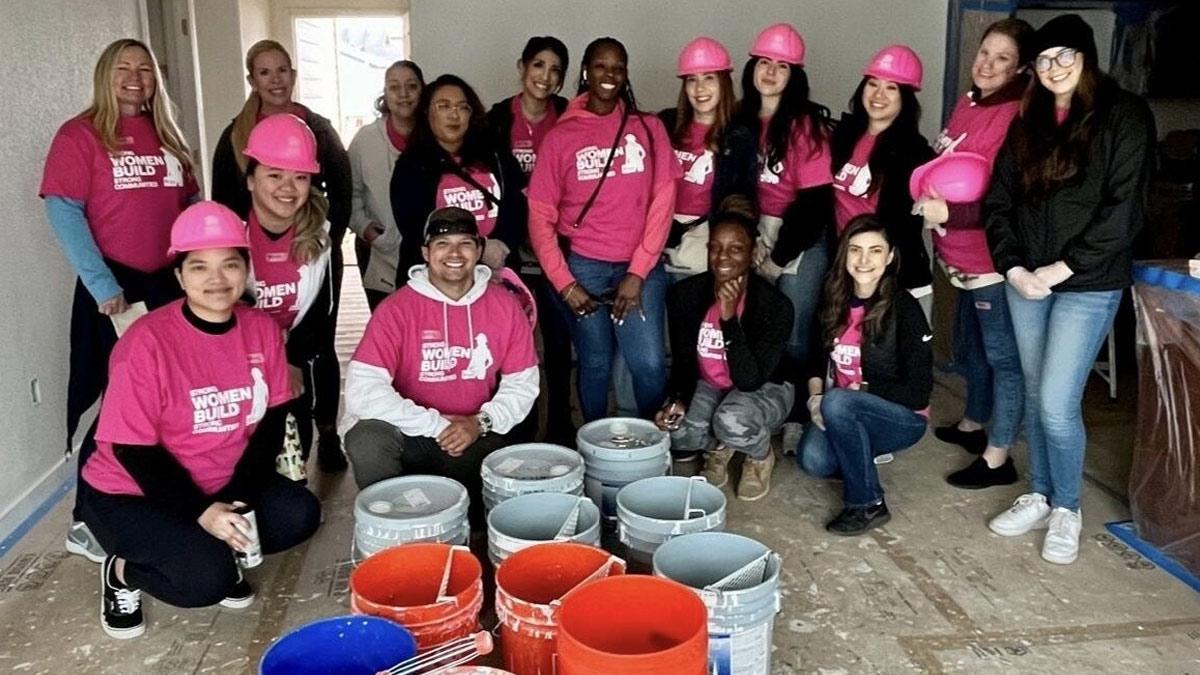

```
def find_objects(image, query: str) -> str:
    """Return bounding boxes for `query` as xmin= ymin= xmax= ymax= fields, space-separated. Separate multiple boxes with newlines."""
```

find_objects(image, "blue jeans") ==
xmin=557 ymin=254 xmax=668 ymax=421
xmin=1007 ymin=287 xmax=1121 ymax=511
xmin=796 ymin=388 xmax=927 ymax=507
xmin=776 ymin=239 xmax=829 ymax=372
xmin=952 ymin=283 xmax=1024 ymax=448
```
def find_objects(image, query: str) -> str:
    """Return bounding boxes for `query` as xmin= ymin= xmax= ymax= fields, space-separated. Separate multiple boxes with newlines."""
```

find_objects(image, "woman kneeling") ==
xmin=797 ymin=214 xmax=932 ymax=535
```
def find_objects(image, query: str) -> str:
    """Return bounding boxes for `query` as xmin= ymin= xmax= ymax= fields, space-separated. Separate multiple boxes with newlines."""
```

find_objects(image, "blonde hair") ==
xmin=231 ymin=40 xmax=293 ymax=172
xmin=248 ymin=159 xmax=330 ymax=264
xmin=85 ymin=39 xmax=192 ymax=172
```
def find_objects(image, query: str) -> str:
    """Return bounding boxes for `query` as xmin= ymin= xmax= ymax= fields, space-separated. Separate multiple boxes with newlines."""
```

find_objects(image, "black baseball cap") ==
xmin=423 ymin=207 xmax=479 ymax=244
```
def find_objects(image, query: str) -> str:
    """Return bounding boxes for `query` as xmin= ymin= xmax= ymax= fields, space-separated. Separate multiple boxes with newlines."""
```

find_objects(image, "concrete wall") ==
xmin=0 ymin=1 xmax=145 ymax=526
xmin=409 ymin=0 xmax=949 ymax=139
xmin=192 ymin=0 xmax=248 ymax=196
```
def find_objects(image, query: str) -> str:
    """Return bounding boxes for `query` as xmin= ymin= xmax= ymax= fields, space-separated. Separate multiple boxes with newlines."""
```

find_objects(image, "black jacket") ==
xmin=985 ymin=84 xmax=1156 ymax=292
xmin=487 ymin=94 xmax=568 ymax=167
xmin=657 ymin=108 xmax=759 ymax=235
xmin=807 ymin=289 xmax=932 ymax=410
xmin=830 ymin=119 xmax=935 ymax=290
xmin=668 ymin=272 xmax=794 ymax=404
xmin=390 ymin=147 xmax=527 ymax=286
xmin=211 ymin=108 xmax=353 ymax=244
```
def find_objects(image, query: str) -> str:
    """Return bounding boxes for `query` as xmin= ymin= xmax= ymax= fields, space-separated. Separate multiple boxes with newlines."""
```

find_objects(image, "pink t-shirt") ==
xmin=386 ymin=118 xmax=409 ymax=153
xmin=696 ymin=296 xmax=746 ymax=391
xmin=352 ymin=282 xmax=538 ymax=415
xmin=436 ymin=165 xmax=500 ymax=237
xmin=832 ymin=133 xmax=879 ymax=232
xmin=83 ymin=301 xmax=292 ymax=497
xmin=756 ymin=118 xmax=834 ymax=218
xmin=40 ymin=114 xmax=198 ymax=272
xmin=510 ymin=95 xmax=559 ymax=175
xmin=673 ymin=122 xmax=715 ymax=217
xmin=831 ymin=304 xmax=866 ymax=390
xmin=528 ymin=100 xmax=682 ymax=264
xmin=248 ymin=211 xmax=301 ymax=331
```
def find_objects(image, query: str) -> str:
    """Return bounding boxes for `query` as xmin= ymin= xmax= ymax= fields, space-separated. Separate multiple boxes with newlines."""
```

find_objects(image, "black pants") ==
xmin=78 ymin=474 xmax=320 ymax=608
xmin=311 ymin=236 xmax=344 ymax=435
xmin=529 ymin=274 xmax=576 ymax=439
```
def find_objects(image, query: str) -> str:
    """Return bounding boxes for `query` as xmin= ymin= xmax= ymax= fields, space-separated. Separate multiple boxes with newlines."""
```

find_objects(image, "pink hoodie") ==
xmin=527 ymin=95 xmax=681 ymax=291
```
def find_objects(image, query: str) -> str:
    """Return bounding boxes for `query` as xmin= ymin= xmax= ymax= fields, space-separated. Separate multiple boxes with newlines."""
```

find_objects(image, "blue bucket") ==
xmin=260 ymin=615 xmax=417 ymax=675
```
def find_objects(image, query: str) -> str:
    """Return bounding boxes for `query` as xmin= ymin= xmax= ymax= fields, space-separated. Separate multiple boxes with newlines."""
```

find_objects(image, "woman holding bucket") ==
xmin=527 ymin=36 xmax=681 ymax=422
xmin=244 ymin=113 xmax=335 ymax=471
xmin=736 ymin=23 xmax=835 ymax=453
xmin=659 ymin=36 xmax=758 ymax=278
xmin=656 ymin=195 xmax=793 ymax=501
xmin=77 ymin=202 xmax=321 ymax=638
xmin=983 ymin=14 xmax=1154 ymax=564
xmin=796 ymin=214 xmax=932 ymax=535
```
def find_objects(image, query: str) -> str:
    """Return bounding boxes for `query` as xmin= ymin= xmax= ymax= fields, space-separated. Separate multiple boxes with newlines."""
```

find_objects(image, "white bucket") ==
xmin=480 ymin=443 xmax=585 ymax=512
xmin=576 ymin=417 xmax=670 ymax=525
xmin=486 ymin=493 xmax=601 ymax=565
xmin=616 ymin=476 xmax=726 ymax=570
xmin=353 ymin=475 xmax=470 ymax=559
xmin=652 ymin=532 xmax=782 ymax=675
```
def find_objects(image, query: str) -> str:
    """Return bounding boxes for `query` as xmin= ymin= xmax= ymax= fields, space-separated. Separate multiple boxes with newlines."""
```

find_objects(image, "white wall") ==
xmin=410 ymin=0 xmax=949 ymax=138
xmin=0 ymin=1 xmax=145 ymax=524
xmin=191 ymin=0 xmax=248 ymax=196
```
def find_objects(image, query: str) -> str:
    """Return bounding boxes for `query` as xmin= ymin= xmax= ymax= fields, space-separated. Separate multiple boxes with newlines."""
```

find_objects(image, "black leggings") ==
xmin=79 ymin=474 xmax=321 ymax=608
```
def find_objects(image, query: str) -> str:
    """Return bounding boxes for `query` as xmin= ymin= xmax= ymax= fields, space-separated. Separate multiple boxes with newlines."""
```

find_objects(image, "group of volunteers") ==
xmin=39 ymin=11 xmax=1153 ymax=640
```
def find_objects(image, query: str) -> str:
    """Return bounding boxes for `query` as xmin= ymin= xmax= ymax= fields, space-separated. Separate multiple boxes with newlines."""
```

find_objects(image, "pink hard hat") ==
xmin=678 ymin=37 xmax=733 ymax=77
xmin=864 ymin=44 xmax=924 ymax=90
xmin=168 ymin=201 xmax=249 ymax=255
xmin=909 ymin=152 xmax=993 ymax=204
xmin=243 ymin=113 xmax=320 ymax=174
xmin=750 ymin=23 xmax=805 ymax=65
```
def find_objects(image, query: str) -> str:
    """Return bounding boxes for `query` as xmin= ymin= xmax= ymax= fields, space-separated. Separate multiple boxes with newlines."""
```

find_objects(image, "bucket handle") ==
xmin=682 ymin=475 xmax=710 ymax=520
xmin=549 ymin=554 xmax=624 ymax=608
xmin=434 ymin=545 xmax=471 ymax=604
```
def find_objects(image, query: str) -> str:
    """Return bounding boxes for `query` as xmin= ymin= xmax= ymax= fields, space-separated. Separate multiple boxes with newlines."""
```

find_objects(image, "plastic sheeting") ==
xmin=1129 ymin=261 xmax=1200 ymax=577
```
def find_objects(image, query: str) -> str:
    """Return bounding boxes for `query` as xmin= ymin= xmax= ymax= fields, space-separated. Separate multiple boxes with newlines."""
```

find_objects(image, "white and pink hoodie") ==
xmin=527 ymin=95 xmax=681 ymax=291
xmin=340 ymin=265 xmax=539 ymax=439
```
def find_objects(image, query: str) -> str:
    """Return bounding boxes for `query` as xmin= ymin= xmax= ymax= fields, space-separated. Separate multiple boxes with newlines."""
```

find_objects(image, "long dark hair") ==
xmin=830 ymin=78 xmax=922 ymax=196
xmin=575 ymin=37 xmax=642 ymax=113
xmin=737 ymin=57 xmax=831 ymax=167
xmin=671 ymin=71 xmax=737 ymax=152
xmin=522 ymin=35 xmax=570 ymax=86
xmin=407 ymin=74 xmax=495 ymax=169
xmin=820 ymin=214 xmax=900 ymax=348
xmin=1012 ymin=53 xmax=1110 ymax=199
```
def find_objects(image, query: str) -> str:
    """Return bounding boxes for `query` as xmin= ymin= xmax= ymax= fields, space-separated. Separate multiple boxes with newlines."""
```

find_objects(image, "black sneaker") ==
xmin=316 ymin=430 xmax=348 ymax=473
xmin=219 ymin=567 xmax=255 ymax=609
xmin=826 ymin=501 xmax=891 ymax=536
xmin=946 ymin=456 xmax=1018 ymax=489
xmin=671 ymin=450 xmax=701 ymax=463
xmin=934 ymin=425 xmax=988 ymax=454
xmin=101 ymin=556 xmax=144 ymax=639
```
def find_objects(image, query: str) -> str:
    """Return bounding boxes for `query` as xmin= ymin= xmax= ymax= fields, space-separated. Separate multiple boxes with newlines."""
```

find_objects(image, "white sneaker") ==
xmin=780 ymin=422 xmax=803 ymax=456
xmin=988 ymin=493 xmax=1051 ymax=537
xmin=1042 ymin=507 xmax=1082 ymax=565
xmin=874 ymin=453 xmax=895 ymax=465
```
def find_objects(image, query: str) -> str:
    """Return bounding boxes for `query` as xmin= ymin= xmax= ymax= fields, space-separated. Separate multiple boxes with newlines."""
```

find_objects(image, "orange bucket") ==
xmin=495 ymin=543 xmax=625 ymax=675
xmin=556 ymin=575 xmax=708 ymax=674
xmin=349 ymin=543 xmax=484 ymax=651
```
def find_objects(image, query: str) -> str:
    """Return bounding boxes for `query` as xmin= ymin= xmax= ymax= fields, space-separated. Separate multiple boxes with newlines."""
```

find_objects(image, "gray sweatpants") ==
xmin=671 ymin=380 xmax=794 ymax=460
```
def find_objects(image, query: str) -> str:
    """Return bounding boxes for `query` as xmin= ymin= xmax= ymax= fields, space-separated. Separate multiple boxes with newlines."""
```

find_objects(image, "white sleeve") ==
xmin=340 ymin=360 xmax=450 ymax=438
xmin=347 ymin=131 xmax=371 ymax=237
xmin=480 ymin=365 xmax=540 ymax=435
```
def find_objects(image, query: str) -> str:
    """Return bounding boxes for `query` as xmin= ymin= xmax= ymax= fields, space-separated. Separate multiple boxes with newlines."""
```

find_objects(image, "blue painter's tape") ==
xmin=1105 ymin=520 xmax=1200 ymax=594
xmin=0 ymin=476 xmax=75 ymax=559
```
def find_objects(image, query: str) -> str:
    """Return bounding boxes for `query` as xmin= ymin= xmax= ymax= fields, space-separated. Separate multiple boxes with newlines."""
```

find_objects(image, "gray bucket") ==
xmin=576 ymin=417 xmax=670 ymax=524
xmin=353 ymin=475 xmax=470 ymax=560
xmin=616 ymin=476 xmax=726 ymax=570
xmin=486 ymin=493 xmax=601 ymax=565
xmin=480 ymin=443 xmax=585 ymax=512
xmin=653 ymin=532 xmax=782 ymax=675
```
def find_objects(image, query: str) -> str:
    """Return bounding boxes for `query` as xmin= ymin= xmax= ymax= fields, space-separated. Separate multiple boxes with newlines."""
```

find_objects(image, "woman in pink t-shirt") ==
xmin=243 ymin=114 xmax=341 ymax=473
xmin=78 ymin=202 xmax=319 ymax=639
xmin=796 ymin=215 xmax=932 ymax=536
xmin=39 ymin=38 xmax=198 ymax=564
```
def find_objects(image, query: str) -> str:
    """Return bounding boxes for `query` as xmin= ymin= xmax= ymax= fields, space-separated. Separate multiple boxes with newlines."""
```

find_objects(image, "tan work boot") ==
xmin=738 ymin=450 xmax=776 ymax=501
xmin=700 ymin=444 xmax=734 ymax=488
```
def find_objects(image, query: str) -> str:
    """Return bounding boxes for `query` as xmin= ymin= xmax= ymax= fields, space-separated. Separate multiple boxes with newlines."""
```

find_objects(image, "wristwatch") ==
xmin=476 ymin=410 xmax=493 ymax=436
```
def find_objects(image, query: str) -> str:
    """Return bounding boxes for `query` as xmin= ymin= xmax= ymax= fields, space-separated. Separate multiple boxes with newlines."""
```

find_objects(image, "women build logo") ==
xmin=574 ymin=134 xmax=646 ymax=181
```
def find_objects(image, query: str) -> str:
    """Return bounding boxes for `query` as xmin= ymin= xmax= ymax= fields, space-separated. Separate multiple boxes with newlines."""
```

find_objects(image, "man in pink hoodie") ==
xmin=340 ymin=207 xmax=539 ymax=526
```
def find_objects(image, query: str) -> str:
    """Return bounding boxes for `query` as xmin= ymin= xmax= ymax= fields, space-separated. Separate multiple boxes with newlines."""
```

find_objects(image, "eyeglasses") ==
xmin=433 ymin=101 xmax=472 ymax=116
xmin=1034 ymin=48 xmax=1078 ymax=73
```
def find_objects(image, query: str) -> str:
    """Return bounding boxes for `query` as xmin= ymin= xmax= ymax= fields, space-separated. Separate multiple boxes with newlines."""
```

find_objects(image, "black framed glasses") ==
xmin=1034 ymin=48 xmax=1078 ymax=73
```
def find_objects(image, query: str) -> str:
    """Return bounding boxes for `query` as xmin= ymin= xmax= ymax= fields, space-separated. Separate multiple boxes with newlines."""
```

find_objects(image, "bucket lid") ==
xmin=481 ymin=443 xmax=584 ymax=485
xmin=577 ymin=418 xmax=668 ymax=458
xmin=355 ymin=475 xmax=469 ymax=524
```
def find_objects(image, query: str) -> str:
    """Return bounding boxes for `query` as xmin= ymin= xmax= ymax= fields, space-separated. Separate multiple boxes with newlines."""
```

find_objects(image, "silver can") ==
xmin=234 ymin=506 xmax=263 ymax=569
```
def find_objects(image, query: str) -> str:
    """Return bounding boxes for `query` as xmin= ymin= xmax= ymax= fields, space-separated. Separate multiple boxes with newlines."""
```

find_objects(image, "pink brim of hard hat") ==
xmin=909 ymin=152 xmax=991 ymax=204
